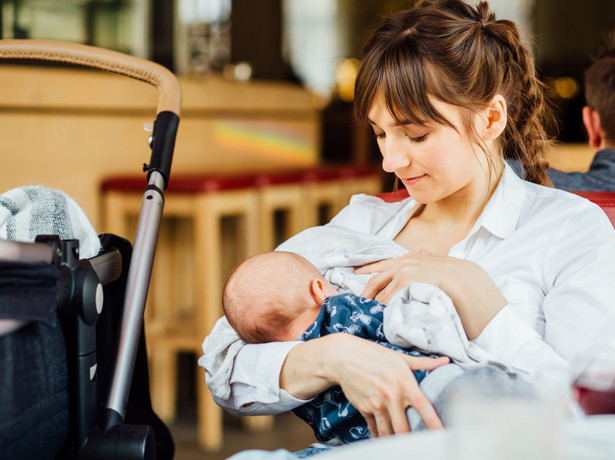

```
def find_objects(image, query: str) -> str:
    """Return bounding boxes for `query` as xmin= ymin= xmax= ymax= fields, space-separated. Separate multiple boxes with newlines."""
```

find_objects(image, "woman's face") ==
xmin=367 ymin=93 xmax=496 ymax=204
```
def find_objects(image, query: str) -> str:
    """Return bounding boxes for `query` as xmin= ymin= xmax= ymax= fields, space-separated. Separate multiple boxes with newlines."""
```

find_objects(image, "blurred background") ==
xmin=2 ymin=1 xmax=615 ymax=459
xmin=3 ymin=0 xmax=615 ymax=163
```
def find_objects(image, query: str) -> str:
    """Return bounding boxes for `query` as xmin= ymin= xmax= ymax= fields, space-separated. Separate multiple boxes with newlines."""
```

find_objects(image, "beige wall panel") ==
xmin=1 ymin=65 xmax=320 ymax=231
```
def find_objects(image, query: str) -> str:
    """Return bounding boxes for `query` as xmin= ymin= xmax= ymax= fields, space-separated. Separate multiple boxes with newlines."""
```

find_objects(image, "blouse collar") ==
xmin=378 ymin=162 xmax=528 ymax=241
xmin=472 ymin=162 xmax=527 ymax=240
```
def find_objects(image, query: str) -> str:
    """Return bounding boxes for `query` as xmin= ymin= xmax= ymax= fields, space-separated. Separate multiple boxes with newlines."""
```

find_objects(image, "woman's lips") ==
xmin=401 ymin=174 xmax=426 ymax=186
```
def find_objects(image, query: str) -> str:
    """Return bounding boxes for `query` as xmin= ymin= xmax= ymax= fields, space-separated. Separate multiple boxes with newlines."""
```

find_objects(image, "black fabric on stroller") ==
xmin=94 ymin=234 xmax=174 ymax=460
xmin=0 ymin=235 xmax=174 ymax=460
xmin=0 ymin=295 xmax=70 ymax=459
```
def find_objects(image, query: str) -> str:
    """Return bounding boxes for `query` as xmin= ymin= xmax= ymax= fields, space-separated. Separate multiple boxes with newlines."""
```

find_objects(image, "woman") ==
xmin=200 ymin=0 xmax=615 ymax=450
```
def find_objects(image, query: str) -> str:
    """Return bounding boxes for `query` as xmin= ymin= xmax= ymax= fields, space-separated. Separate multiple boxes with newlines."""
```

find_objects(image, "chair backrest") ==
xmin=571 ymin=191 xmax=615 ymax=228
xmin=376 ymin=189 xmax=615 ymax=228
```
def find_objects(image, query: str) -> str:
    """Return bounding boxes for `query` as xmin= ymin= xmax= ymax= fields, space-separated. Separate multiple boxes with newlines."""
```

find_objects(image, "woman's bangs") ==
xmin=382 ymin=50 xmax=448 ymax=127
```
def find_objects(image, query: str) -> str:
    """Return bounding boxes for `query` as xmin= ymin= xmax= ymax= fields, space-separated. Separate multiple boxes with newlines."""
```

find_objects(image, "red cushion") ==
xmin=571 ymin=191 xmax=615 ymax=228
xmin=376 ymin=189 xmax=615 ymax=228
xmin=102 ymin=165 xmax=383 ymax=193
xmin=377 ymin=189 xmax=410 ymax=202
xmin=102 ymin=174 xmax=258 ymax=193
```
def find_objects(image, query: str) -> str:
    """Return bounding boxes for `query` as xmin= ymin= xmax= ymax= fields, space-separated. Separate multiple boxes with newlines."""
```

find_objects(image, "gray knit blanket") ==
xmin=0 ymin=186 xmax=101 ymax=334
xmin=0 ymin=186 xmax=100 ymax=258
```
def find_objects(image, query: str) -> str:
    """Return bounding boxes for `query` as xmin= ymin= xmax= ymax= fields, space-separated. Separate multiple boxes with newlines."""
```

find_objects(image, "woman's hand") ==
xmin=357 ymin=252 xmax=507 ymax=339
xmin=280 ymin=334 xmax=449 ymax=437
xmin=334 ymin=335 xmax=449 ymax=436
xmin=357 ymin=252 xmax=455 ymax=304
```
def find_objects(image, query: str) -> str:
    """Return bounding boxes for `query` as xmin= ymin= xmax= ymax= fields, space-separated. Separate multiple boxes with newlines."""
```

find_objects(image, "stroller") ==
xmin=0 ymin=40 xmax=180 ymax=459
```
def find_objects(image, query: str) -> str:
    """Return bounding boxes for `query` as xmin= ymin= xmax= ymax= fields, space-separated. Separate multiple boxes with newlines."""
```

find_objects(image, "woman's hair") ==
xmin=354 ymin=0 xmax=555 ymax=186
xmin=584 ymin=31 xmax=615 ymax=145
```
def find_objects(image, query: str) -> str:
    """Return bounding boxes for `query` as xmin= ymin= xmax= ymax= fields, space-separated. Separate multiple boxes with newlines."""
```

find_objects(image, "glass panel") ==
xmin=0 ymin=0 xmax=149 ymax=57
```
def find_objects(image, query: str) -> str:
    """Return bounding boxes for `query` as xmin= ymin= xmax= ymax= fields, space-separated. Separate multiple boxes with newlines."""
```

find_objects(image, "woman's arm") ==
xmin=280 ymin=333 xmax=450 ymax=436
xmin=358 ymin=201 xmax=615 ymax=380
xmin=477 ymin=209 xmax=615 ymax=379
xmin=201 ymin=315 xmax=450 ymax=433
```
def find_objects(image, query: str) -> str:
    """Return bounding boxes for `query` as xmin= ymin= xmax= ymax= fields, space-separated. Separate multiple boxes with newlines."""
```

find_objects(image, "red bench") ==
xmin=377 ymin=189 xmax=615 ymax=228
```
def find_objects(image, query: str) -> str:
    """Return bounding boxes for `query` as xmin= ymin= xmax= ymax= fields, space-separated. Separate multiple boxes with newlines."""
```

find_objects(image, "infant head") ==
xmin=223 ymin=251 xmax=334 ymax=343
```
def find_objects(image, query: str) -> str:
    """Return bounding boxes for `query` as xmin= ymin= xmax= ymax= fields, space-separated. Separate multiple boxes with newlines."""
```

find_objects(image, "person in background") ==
xmin=542 ymin=32 xmax=615 ymax=190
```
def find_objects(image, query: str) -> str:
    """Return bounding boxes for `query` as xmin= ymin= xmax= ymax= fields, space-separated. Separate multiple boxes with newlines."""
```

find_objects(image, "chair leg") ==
xmin=196 ymin=359 xmax=223 ymax=451
xmin=148 ymin=345 xmax=178 ymax=423
xmin=242 ymin=415 xmax=275 ymax=432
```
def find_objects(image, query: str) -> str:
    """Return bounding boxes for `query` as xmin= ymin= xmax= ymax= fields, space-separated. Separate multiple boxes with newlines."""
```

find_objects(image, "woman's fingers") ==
xmin=361 ymin=393 xmax=410 ymax=438
xmin=388 ymin=401 xmax=412 ymax=434
xmin=373 ymin=410 xmax=396 ymax=437
xmin=357 ymin=254 xmax=421 ymax=301
xmin=330 ymin=335 xmax=447 ymax=437
xmin=355 ymin=259 xmax=391 ymax=274
xmin=374 ymin=282 xmax=398 ymax=304
xmin=364 ymin=413 xmax=378 ymax=437
xmin=406 ymin=355 xmax=450 ymax=370
xmin=360 ymin=272 xmax=387 ymax=299
xmin=361 ymin=374 xmax=441 ymax=437
xmin=410 ymin=394 xmax=444 ymax=430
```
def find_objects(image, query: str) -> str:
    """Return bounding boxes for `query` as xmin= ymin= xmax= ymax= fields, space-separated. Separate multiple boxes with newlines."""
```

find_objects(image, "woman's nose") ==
xmin=381 ymin=139 xmax=411 ymax=173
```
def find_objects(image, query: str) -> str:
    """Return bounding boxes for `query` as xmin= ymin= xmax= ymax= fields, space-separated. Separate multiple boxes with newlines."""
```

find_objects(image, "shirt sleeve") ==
xmin=474 ymin=203 xmax=615 ymax=382
xmin=220 ymin=342 xmax=311 ymax=415
xmin=472 ymin=305 xmax=569 ymax=378
xmin=199 ymin=316 xmax=309 ymax=415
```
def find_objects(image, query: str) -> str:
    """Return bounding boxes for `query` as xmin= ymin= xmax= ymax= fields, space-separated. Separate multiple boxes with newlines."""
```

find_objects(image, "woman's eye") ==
xmin=374 ymin=132 xmax=386 ymax=140
xmin=410 ymin=134 xmax=428 ymax=143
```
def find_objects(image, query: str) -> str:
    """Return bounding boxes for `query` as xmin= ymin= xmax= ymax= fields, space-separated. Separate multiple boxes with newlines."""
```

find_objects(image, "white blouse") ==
xmin=199 ymin=164 xmax=615 ymax=415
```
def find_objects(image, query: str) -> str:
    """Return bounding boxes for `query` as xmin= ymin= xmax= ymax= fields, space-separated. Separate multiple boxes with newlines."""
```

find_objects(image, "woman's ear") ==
xmin=582 ymin=105 xmax=603 ymax=149
xmin=481 ymin=94 xmax=507 ymax=142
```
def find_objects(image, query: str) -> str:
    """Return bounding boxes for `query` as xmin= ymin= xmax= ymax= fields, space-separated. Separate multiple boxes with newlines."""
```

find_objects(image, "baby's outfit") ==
xmin=292 ymin=292 xmax=434 ymax=443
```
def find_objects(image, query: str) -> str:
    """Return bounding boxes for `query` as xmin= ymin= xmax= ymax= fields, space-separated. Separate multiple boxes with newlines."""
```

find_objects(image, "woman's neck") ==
xmin=395 ymin=161 xmax=504 ymax=255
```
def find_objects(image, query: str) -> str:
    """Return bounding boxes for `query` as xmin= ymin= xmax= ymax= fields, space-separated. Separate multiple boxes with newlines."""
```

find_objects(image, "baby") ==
xmin=222 ymin=250 xmax=438 ymax=443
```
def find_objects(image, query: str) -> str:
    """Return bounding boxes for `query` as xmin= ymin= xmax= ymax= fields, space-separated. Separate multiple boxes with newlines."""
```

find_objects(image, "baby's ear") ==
xmin=310 ymin=279 xmax=328 ymax=304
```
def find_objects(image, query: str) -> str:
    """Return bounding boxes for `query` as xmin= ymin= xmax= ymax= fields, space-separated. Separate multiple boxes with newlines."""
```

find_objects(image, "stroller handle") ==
xmin=0 ymin=39 xmax=181 ymax=117
xmin=0 ymin=39 xmax=180 ymax=188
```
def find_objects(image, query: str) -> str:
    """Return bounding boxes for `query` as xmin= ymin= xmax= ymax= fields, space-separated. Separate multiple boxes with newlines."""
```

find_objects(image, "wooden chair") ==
xmin=255 ymin=165 xmax=382 ymax=252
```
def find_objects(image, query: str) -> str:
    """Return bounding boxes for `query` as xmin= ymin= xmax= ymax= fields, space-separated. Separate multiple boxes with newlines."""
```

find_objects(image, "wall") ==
xmin=0 ymin=64 xmax=319 ymax=230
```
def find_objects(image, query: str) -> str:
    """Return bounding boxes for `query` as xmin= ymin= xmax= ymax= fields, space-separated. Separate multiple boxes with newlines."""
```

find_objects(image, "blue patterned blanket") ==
xmin=292 ymin=292 xmax=434 ymax=443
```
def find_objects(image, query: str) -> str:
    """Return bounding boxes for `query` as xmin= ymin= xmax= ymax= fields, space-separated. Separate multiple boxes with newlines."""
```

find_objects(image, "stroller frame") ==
xmin=0 ymin=40 xmax=180 ymax=459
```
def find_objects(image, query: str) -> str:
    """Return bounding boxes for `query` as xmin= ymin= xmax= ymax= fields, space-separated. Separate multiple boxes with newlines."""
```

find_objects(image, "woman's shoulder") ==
xmin=520 ymin=181 xmax=614 ymax=232
xmin=328 ymin=193 xmax=415 ymax=234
